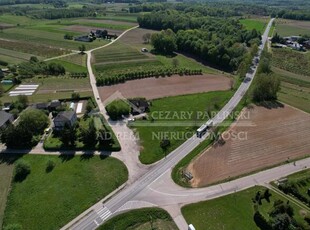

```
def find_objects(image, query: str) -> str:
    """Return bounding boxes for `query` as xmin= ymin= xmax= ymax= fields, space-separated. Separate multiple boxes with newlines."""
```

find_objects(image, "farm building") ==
xmin=53 ymin=111 xmax=77 ymax=130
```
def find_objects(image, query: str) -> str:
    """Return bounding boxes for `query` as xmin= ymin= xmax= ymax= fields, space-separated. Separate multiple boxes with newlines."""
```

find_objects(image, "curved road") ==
xmin=64 ymin=19 xmax=275 ymax=230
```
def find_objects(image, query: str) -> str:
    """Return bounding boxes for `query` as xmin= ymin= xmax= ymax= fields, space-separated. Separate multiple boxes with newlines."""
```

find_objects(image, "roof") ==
xmin=35 ymin=102 xmax=49 ymax=109
xmin=49 ymin=100 xmax=61 ymax=108
xmin=0 ymin=111 xmax=13 ymax=127
xmin=54 ymin=111 xmax=76 ymax=123
xmin=128 ymin=98 xmax=149 ymax=109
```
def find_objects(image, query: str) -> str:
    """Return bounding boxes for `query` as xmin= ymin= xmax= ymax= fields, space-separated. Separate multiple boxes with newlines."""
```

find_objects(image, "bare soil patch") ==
xmin=119 ymin=28 xmax=158 ymax=45
xmin=98 ymin=74 xmax=231 ymax=102
xmin=63 ymin=25 xmax=123 ymax=35
xmin=188 ymin=105 xmax=310 ymax=187
xmin=277 ymin=19 xmax=310 ymax=30
xmin=0 ymin=23 xmax=14 ymax=29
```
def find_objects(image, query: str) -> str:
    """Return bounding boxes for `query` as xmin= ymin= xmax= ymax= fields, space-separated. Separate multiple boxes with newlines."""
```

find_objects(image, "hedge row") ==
xmin=69 ymin=72 xmax=87 ymax=78
xmin=96 ymin=68 xmax=203 ymax=86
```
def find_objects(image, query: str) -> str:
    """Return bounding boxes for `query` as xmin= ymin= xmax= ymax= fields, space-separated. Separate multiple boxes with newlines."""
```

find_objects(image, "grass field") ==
xmin=0 ymin=47 xmax=42 ymax=64
xmin=182 ymin=186 xmax=310 ymax=230
xmin=60 ymin=53 xmax=87 ymax=67
xmin=98 ymin=208 xmax=177 ymax=230
xmin=240 ymin=19 xmax=267 ymax=33
xmin=30 ymin=77 xmax=91 ymax=92
xmin=46 ymin=59 xmax=87 ymax=73
xmin=3 ymin=155 xmax=128 ymax=230
xmin=271 ymin=48 xmax=310 ymax=113
xmin=0 ymin=156 xmax=14 ymax=228
xmin=272 ymin=48 xmax=310 ymax=77
xmin=131 ymin=90 xmax=233 ymax=164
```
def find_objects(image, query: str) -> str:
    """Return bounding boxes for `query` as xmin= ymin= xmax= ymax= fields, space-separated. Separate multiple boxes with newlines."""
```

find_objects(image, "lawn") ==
xmin=240 ymin=19 xmax=267 ymax=33
xmin=0 ymin=156 xmax=15 ymax=228
xmin=44 ymin=114 xmax=121 ymax=151
xmin=98 ymin=208 xmax=177 ymax=230
xmin=131 ymin=90 xmax=234 ymax=164
xmin=182 ymin=186 xmax=310 ymax=230
xmin=2 ymin=155 xmax=128 ymax=230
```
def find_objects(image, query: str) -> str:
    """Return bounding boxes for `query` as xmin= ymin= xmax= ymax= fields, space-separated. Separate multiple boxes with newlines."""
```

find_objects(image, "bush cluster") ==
xmin=96 ymin=68 xmax=202 ymax=86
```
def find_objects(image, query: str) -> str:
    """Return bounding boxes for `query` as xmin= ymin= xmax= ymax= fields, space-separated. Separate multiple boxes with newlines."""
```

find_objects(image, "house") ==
xmin=128 ymin=98 xmax=150 ymax=115
xmin=95 ymin=29 xmax=108 ymax=38
xmin=53 ymin=111 xmax=77 ymax=130
xmin=0 ymin=111 xmax=14 ymax=130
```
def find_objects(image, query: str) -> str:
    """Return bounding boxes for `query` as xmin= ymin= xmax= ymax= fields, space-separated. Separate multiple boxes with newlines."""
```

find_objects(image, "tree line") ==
xmin=96 ymin=68 xmax=203 ymax=86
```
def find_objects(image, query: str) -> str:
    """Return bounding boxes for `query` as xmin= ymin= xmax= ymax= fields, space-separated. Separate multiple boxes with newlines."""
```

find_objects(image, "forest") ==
xmin=138 ymin=11 xmax=260 ymax=71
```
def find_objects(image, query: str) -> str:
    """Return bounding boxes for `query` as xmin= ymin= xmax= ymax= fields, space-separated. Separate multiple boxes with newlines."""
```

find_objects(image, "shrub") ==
xmin=46 ymin=160 xmax=56 ymax=173
xmin=105 ymin=100 xmax=130 ymax=121
xmin=14 ymin=160 xmax=31 ymax=182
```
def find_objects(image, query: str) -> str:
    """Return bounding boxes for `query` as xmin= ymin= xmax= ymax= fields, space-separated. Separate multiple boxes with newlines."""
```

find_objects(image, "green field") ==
xmin=272 ymin=48 xmax=310 ymax=77
xmin=131 ymin=90 xmax=233 ymax=164
xmin=0 ymin=47 xmax=43 ymax=64
xmin=60 ymin=53 xmax=87 ymax=67
xmin=240 ymin=19 xmax=267 ymax=33
xmin=46 ymin=59 xmax=87 ymax=73
xmin=98 ymin=208 xmax=178 ymax=230
xmin=182 ymin=186 xmax=310 ymax=230
xmin=0 ymin=156 xmax=14 ymax=228
xmin=3 ymin=155 xmax=128 ymax=230
xmin=29 ymin=77 xmax=91 ymax=91
xmin=93 ymin=42 xmax=150 ymax=64
xmin=271 ymin=48 xmax=310 ymax=113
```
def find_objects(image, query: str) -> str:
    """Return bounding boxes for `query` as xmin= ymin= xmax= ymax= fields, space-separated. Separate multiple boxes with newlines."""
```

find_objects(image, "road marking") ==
xmin=96 ymin=207 xmax=112 ymax=221
xmin=94 ymin=220 xmax=99 ymax=226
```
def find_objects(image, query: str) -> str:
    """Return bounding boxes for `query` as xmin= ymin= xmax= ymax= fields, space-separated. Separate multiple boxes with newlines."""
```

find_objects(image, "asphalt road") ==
xmin=66 ymin=18 xmax=275 ymax=230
